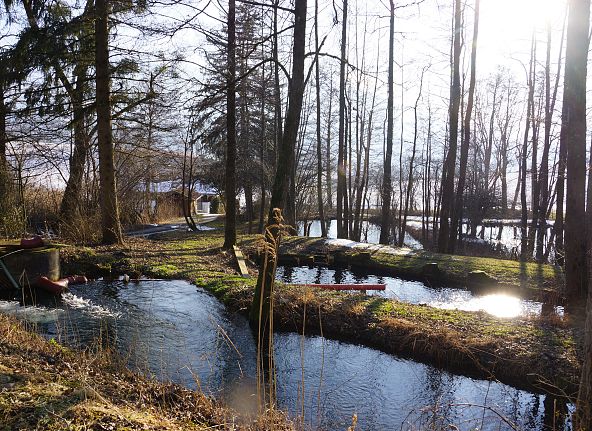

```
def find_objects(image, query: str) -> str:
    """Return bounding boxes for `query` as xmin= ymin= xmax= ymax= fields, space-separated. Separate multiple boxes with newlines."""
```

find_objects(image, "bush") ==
xmin=210 ymin=195 xmax=221 ymax=214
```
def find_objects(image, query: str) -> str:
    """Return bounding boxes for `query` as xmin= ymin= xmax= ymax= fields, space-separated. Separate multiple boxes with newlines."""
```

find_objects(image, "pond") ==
xmin=297 ymin=219 xmax=423 ymax=249
xmin=300 ymin=217 xmax=556 ymax=261
xmin=275 ymin=265 xmax=560 ymax=318
xmin=0 ymin=280 xmax=571 ymax=430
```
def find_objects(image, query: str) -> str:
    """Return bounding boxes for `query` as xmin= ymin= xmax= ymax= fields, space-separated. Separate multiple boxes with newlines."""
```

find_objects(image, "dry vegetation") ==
xmin=0 ymin=313 xmax=293 ymax=431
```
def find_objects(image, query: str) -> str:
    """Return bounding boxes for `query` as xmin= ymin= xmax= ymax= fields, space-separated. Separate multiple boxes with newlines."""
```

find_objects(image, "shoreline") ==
xmin=56 ymin=228 xmax=581 ymax=397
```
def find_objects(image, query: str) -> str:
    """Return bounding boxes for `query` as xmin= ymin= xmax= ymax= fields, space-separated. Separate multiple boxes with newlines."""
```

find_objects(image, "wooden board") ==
xmin=232 ymin=246 xmax=250 ymax=278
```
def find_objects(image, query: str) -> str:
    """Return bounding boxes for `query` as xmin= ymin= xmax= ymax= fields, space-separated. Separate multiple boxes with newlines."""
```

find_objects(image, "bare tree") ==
xmin=563 ymin=0 xmax=589 ymax=304
xmin=437 ymin=0 xmax=462 ymax=253
xmin=337 ymin=0 xmax=348 ymax=238
xmin=450 ymin=0 xmax=480 ymax=252
xmin=520 ymin=36 xmax=536 ymax=261
xmin=314 ymin=0 xmax=326 ymax=237
xmin=379 ymin=0 xmax=395 ymax=245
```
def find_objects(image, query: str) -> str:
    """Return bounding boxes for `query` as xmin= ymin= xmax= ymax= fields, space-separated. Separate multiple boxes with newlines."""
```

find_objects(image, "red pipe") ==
xmin=35 ymin=274 xmax=88 ymax=294
xmin=288 ymin=283 xmax=386 ymax=291
xmin=36 ymin=276 xmax=69 ymax=295
xmin=20 ymin=236 xmax=44 ymax=249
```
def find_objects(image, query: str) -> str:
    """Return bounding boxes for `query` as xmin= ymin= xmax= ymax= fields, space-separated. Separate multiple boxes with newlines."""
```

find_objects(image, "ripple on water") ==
xmin=0 ymin=280 xmax=571 ymax=430
xmin=0 ymin=300 xmax=63 ymax=324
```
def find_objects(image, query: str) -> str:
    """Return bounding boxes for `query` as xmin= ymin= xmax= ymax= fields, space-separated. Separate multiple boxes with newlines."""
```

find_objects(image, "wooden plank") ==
xmin=288 ymin=283 xmax=386 ymax=291
xmin=232 ymin=245 xmax=250 ymax=278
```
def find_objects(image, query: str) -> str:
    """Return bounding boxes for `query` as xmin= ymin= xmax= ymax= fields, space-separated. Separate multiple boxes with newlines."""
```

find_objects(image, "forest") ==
xmin=0 ymin=0 xmax=592 ymax=429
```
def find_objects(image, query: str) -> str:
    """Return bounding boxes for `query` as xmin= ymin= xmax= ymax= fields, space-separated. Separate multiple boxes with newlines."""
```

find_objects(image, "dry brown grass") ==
xmin=0 ymin=314 xmax=293 ymax=431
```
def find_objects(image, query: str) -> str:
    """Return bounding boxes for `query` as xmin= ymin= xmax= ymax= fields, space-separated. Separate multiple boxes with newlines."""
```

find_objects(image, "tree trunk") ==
xmin=449 ymin=0 xmax=479 ymax=252
xmin=556 ymin=98 xmax=568 ymax=265
xmin=314 ymin=0 xmax=326 ymax=237
xmin=538 ymin=20 xmax=565 ymax=262
xmin=95 ymin=0 xmax=122 ymax=245
xmin=528 ymin=103 xmax=540 ymax=257
xmin=400 ymin=69 xmax=425 ymax=247
xmin=578 ymin=133 xmax=592 ymax=429
xmin=326 ymin=74 xmax=333 ymax=210
xmin=576 ymin=283 xmax=592 ymax=429
xmin=379 ymin=0 xmax=395 ymax=245
xmin=223 ymin=0 xmax=237 ymax=249
xmin=563 ymin=0 xmax=589 ymax=304
xmin=336 ymin=0 xmax=348 ymax=238
xmin=521 ymin=36 xmax=536 ymax=261
xmin=437 ymin=0 xmax=462 ymax=253
xmin=252 ymin=0 xmax=307 ymax=334
xmin=258 ymin=52 xmax=267 ymax=234
xmin=0 ymin=83 xmax=11 ymax=230
xmin=60 ymin=66 xmax=90 ymax=222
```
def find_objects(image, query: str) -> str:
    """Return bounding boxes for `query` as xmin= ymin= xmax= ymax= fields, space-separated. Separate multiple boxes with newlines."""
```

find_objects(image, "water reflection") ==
xmin=297 ymin=219 xmax=424 ymax=249
xmin=0 ymin=280 xmax=571 ymax=430
xmin=276 ymin=265 xmax=554 ymax=318
xmin=431 ymin=292 xmax=525 ymax=318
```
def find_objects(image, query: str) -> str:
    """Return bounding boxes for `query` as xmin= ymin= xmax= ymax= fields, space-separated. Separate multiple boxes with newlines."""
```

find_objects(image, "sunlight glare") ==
xmin=479 ymin=0 xmax=567 ymax=71
xmin=474 ymin=294 xmax=523 ymax=318
xmin=433 ymin=293 xmax=526 ymax=318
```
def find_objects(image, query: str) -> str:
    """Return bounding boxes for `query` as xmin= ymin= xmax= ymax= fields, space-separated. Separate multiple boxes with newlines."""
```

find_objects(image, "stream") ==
xmin=275 ymin=265 xmax=560 ymax=318
xmin=0 ymin=280 xmax=571 ymax=430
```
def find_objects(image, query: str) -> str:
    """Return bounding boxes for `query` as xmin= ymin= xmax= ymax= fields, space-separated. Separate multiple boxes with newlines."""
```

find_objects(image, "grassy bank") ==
xmin=0 ymin=314 xmax=291 ymax=431
xmin=59 ymin=226 xmax=582 ymax=397
xmin=274 ymin=236 xmax=564 ymax=300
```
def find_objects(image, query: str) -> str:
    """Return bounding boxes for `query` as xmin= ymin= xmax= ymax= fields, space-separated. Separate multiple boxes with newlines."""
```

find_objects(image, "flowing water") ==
xmin=0 ymin=280 xmax=570 ymax=430
xmin=275 ymin=265 xmax=560 ymax=318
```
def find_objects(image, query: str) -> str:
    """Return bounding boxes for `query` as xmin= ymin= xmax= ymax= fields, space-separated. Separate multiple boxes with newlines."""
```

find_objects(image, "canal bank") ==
xmin=56 ymin=228 xmax=582 ymax=398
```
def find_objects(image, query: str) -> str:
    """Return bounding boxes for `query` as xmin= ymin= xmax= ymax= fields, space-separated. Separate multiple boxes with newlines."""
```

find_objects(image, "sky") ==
xmin=0 ymin=0 xmax=584 ymax=199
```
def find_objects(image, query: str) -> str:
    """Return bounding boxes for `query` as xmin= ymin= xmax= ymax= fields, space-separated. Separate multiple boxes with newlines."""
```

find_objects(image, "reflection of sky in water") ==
xmin=0 ymin=280 xmax=571 ymax=430
xmin=306 ymin=215 xmax=555 ymax=258
xmin=276 ymin=265 xmax=546 ymax=318
xmin=430 ymin=292 xmax=524 ymax=318
xmin=298 ymin=219 xmax=423 ymax=249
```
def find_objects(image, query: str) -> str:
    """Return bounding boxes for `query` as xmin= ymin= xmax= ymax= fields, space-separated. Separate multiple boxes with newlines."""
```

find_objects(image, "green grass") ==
xmin=281 ymin=236 xmax=563 ymax=292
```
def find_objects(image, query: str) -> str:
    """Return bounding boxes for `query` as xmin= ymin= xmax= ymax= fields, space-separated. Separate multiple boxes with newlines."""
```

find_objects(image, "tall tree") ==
xmin=520 ymin=36 xmax=536 ymax=261
xmin=95 ymin=0 xmax=123 ymax=244
xmin=314 ymin=0 xmax=326 ymax=237
xmin=251 ymin=0 xmax=308 ymax=327
xmin=336 ymin=0 xmax=348 ymax=238
xmin=399 ymin=68 xmax=425 ymax=247
xmin=563 ymin=0 xmax=589 ymax=303
xmin=449 ymin=0 xmax=480 ymax=252
xmin=379 ymin=0 xmax=395 ymax=245
xmin=223 ymin=0 xmax=237 ymax=249
xmin=580 ymin=132 xmax=592 ymax=429
xmin=0 ymin=81 xmax=10 ymax=231
xmin=537 ymin=19 xmax=564 ymax=262
xmin=437 ymin=0 xmax=462 ymax=253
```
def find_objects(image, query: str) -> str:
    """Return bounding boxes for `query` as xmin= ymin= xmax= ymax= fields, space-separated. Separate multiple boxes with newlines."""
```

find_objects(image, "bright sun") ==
xmin=478 ymin=0 xmax=567 ymax=72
